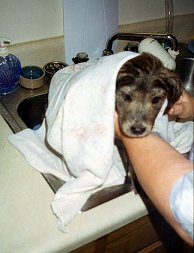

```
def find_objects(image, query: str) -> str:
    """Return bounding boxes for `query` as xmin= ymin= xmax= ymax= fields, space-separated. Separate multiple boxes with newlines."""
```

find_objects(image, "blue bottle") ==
xmin=0 ymin=38 xmax=21 ymax=95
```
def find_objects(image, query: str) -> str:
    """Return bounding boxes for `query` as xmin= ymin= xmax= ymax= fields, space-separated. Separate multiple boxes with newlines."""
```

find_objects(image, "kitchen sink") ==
xmin=16 ymin=92 xmax=132 ymax=210
xmin=0 ymin=83 xmax=131 ymax=211
xmin=0 ymin=55 xmax=193 ymax=211
xmin=176 ymin=57 xmax=194 ymax=96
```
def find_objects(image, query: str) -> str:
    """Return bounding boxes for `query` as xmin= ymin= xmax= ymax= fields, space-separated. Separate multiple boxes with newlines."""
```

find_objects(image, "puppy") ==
xmin=115 ymin=53 xmax=183 ymax=193
xmin=116 ymin=53 xmax=182 ymax=137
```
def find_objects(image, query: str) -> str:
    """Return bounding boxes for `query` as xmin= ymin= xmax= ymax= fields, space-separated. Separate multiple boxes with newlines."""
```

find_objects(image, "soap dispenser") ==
xmin=0 ymin=38 xmax=21 ymax=95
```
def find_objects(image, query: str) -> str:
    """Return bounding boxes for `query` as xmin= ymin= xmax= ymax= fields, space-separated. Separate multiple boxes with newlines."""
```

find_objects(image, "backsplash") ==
xmin=117 ymin=14 xmax=194 ymax=52
xmin=9 ymin=37 xmax=65 ymax=68
xmin=119 ymin=14 xmax=194 ymax=42
xmin=9 ymin=14 xmax=194 ymax=68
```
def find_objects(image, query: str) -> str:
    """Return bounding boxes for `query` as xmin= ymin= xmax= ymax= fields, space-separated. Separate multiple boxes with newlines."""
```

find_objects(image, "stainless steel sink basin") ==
xmin=17 ymin=93 xmax=48 ymax=129
xmin=176 ymin=57 xmax=194 ymax=96
xmin=0 ymin=84 xmax=131 ymax=211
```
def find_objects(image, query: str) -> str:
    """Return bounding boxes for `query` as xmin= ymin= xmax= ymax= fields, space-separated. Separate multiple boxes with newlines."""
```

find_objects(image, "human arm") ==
xmin=114 ymin=113 xmax=194 ymax=246
xmin=168 ymin=90 xmax=194 ymax=120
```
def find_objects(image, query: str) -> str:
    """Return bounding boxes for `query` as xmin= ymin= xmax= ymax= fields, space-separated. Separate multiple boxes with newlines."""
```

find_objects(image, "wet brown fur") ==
xmin=116 ymin=53 xmax=182 ymax=137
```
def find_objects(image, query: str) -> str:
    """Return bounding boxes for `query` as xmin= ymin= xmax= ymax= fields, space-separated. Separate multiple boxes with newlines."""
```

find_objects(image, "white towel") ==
xmin=8 ymin=52 xmax=139 ymax=231
xmin=153 ymin=99 xmax=193 ymax=154
xmin=8 ymin=51 xmax=193 ymax=231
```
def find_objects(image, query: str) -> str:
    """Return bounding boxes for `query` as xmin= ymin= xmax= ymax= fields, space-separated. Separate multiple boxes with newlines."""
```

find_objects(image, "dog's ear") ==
xmin=116 ymin=61 xmax=135 ymax=89
xmin=160 ymin=69 xmax=183 ymax=114
xmin=116 ymin=54 xmax=150 ymax=88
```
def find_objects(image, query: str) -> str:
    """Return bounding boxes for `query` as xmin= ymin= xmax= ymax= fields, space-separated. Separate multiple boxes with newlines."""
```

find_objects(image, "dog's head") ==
xmin=116 ymin=53 xmax=182 ymax=137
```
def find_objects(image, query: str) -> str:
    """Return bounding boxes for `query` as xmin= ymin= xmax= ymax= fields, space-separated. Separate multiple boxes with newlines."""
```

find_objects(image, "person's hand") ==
xmin=168 ymin=90 xmax=194 ymax=120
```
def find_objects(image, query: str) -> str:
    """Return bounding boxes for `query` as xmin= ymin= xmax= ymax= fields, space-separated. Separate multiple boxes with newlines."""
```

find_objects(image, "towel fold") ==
xmin=153 ymin=99 xmax=193 ymax=154
xmin=8 ymin=51 xmax=193 ymax=231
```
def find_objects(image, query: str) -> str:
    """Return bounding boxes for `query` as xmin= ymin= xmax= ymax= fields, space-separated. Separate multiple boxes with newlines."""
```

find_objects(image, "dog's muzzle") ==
xmin=130 ymin=124 xmax=146 ymax=135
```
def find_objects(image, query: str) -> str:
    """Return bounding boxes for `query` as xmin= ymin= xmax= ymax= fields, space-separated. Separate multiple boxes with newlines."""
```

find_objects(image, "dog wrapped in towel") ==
xmin=8 ymin=51 xmax=193 ymax=232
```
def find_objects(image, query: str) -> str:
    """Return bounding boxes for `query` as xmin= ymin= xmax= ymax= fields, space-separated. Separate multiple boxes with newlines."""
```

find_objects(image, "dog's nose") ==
xmin=131 ymin=125 xmax=146 ymax=135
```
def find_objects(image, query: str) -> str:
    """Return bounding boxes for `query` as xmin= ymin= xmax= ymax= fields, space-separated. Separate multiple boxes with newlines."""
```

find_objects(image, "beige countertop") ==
xmin=0 ymin=113 xmax=148 ymax=253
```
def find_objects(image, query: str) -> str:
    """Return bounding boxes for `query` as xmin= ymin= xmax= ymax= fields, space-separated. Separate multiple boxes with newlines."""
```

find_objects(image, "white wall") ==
xmin=0 ymin=0 xmax=63 ymax=44
xmin=0 ymin=0 xmax=193 ymax=45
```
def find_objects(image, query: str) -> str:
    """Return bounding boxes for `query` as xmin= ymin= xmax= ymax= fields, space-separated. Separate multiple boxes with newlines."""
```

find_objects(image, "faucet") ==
xmin=102 ymin=32 xmax=179 ymax=56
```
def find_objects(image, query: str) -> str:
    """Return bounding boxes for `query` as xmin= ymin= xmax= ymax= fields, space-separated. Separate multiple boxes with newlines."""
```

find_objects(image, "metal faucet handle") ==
xmin=102 ymin=32 xmax=179 ymax=56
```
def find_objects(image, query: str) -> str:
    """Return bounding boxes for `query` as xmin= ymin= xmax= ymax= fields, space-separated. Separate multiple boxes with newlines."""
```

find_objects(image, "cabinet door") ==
xmin=70 ymin=212 xmax=184 ymax=253
xmin=136 ymin=240 xmax=168 ymax=253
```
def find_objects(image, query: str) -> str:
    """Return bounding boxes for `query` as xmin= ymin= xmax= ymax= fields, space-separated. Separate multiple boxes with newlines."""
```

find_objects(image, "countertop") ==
xmin=0 ymin=113 xmax=148 ymax=253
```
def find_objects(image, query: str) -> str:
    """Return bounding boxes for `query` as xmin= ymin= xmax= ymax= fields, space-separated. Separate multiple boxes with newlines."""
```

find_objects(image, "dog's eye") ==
xmin=152 ymin=96 xmax=161 ymax=104
xmin=123 ymin=93 xmax=132 ymax=101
